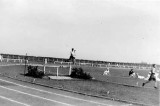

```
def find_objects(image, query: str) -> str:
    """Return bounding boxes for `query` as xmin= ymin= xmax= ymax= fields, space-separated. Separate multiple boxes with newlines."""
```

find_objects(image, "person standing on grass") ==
xmin=69 ymin=48 xmax=76 ymax=64
xmin=142 ymin=64 xmax=159 ymax=89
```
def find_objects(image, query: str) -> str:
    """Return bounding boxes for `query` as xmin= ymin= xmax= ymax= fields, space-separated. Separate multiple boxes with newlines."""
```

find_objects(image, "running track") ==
xmin=0 ymin=76 xmax=136 ymax=106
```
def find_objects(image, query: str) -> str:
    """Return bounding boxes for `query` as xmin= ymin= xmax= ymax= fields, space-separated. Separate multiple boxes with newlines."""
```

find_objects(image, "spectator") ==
xmin=129 ymin=69 xmax=134 ymax=76
xmin=103 ymin=67 xmax=110 ymax=76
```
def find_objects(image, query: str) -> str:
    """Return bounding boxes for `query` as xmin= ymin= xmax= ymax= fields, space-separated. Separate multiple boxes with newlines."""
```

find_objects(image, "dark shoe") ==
xmin=142 ymin=83 xmax=145 ymax=86
xmin=154 ymin=86 xmax=158 ymax=89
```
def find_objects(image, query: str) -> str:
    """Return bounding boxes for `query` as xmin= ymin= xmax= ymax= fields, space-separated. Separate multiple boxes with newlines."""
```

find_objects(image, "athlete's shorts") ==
xmin=69 ymin=55 xmax=75 ymax=60
xmin=148 ymin=73 xmax=156 ymax=81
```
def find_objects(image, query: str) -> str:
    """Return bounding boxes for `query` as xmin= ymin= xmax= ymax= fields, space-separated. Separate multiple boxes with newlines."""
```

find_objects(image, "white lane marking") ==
xmin=0 ymin=85 xmax=74 ymax=106
xmin=121 ymin=104 xmax=132 ymax=106
xmin=0 ymin=78 xmax=113 ymax=106
xmin=0 ymin=95 xmax=30 ymax=106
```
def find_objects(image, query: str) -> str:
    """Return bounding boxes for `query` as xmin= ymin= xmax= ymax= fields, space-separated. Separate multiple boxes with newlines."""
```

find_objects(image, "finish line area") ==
xmin=0 ymin=76 xmax=134 ymax=106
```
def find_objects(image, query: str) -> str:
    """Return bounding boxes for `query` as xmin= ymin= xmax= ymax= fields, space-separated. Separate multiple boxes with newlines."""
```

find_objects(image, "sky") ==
xmin=0 ymin=0 xmax=160 ymax=64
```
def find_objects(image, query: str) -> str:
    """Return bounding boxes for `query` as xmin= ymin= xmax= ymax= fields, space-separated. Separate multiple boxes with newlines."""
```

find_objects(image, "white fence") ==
xmin=0 ymin=58 xmax=152 ymax=70
xmin=1 ymin=58 xmax=25 ymax=63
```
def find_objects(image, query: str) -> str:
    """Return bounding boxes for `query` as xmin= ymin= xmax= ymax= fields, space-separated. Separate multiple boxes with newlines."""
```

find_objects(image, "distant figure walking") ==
xmin=69 ymin=48 xmax=76 ymax=64
xmin=0 ymin=55 xmax=3 ymax=62
xmin=142 ymin=64 xmax=159 ymax=89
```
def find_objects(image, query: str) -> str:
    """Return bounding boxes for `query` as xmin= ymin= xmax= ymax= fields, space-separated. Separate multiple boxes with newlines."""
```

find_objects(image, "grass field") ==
xmin=0 ymin=64 xmax=159 ymax=106
xmin=77 ymin=66 xmax=159 ymax=87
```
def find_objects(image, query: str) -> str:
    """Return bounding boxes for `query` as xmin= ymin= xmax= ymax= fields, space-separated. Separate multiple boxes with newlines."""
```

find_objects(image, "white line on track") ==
xmin=0 ymin=95 xmax=30 ymax=106
xmin=121 ymin=104 xmax=132 ymax=106
xmin=0 ymin=85 xmax=74 ymax=106
xmin=0 ymin=78 xmax=114 ymax=106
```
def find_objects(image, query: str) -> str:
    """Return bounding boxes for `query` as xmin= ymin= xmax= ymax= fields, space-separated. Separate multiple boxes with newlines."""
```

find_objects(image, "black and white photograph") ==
xmin=0 ymin=0 xmax=159 ymax=106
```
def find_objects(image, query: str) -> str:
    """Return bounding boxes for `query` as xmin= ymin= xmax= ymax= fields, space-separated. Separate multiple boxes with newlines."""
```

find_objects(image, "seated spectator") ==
xmin=129 ymin=69 xmax=134 ymax=76
xmin=103 ymin=67 xmax=110 ymax=76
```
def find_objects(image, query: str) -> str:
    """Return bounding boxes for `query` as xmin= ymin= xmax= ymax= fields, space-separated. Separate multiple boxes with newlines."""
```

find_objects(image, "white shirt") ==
xmin=70 ymin=50 xmax=75 ymax=57
xmin=151 ymin=67 xmax=157 ymax=74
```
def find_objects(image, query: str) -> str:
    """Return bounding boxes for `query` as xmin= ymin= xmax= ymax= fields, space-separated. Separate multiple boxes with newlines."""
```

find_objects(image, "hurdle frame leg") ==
xmin=69 ymin=65 xmax=72 ymax=76
xmin=43 ymin=65 xmax=46 ymax=74
xmin=56 ymin=67 xmax=59 ymax=76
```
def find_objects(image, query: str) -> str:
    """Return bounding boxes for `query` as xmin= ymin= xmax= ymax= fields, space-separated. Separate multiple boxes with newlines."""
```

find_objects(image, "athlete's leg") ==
xmin=154 ymin=81 xmax=158 ymax=88
xmin=142 ymin=80 xmax=150 ymax=86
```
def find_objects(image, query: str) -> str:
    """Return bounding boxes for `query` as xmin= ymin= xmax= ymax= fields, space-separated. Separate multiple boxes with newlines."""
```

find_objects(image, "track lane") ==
xmin=0 ymin=95 xmax=30 ymax=106
xmin=0 ymin=76 xmax=135 ymax=106
xmin=0 ymin=78 xmax=115 ymax=106
xmin=0 ymin=85 xmax=73 ymax=106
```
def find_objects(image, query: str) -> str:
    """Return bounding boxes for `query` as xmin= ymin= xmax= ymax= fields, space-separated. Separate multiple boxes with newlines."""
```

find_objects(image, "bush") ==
xmin=25 ymin=65 xmax=44 ymax=78
xmin=70 ymin=67 xmax=92 ymax=80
